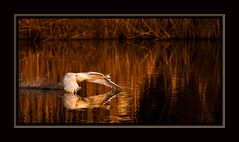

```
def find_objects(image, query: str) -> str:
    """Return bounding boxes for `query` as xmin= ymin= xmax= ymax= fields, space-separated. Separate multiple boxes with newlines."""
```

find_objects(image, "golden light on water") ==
xmin=18 ymin=39 xmax=222 ymax=125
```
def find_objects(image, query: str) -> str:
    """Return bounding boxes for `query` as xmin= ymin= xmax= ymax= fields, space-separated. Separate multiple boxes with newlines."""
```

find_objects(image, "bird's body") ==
xmin=62 ymin=72 xmax=123 ymax=93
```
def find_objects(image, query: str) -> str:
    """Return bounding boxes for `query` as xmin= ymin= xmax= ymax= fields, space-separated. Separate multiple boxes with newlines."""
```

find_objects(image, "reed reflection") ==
xmin=18 ymin=40 xmax=222 ymax=125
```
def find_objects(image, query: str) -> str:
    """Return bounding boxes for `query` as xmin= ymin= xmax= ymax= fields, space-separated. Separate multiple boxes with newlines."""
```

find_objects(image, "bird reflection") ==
xmin=61 ymin=90 xmax=133 ymax=123
xmin=61 ymin=91 xmax=121 ymax=110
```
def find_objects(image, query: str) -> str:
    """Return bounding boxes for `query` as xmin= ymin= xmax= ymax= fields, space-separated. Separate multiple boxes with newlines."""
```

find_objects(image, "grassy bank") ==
xmin=18 ymin=18 xmax=222 ymax=40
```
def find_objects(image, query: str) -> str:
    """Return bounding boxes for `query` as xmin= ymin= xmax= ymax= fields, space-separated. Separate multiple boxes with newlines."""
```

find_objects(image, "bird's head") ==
xmin=106 ymin=73 xmax=111 ymax=79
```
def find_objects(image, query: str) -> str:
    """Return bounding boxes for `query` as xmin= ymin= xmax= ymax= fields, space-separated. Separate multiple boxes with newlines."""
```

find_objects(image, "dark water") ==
xmin=17 ymin=40 xmax=222 ymax=127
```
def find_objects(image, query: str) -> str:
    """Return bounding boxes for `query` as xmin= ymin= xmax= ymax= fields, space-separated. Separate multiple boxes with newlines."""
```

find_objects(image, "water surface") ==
xmin=17 ymin=40 xmax=222 ymax=126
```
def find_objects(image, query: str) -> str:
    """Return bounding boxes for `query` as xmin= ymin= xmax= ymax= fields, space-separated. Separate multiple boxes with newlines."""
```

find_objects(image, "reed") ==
xmin=18 ymin=39 xmax=221 ymax=124
xmin=18 ymin=18 xmax=222 ymax=40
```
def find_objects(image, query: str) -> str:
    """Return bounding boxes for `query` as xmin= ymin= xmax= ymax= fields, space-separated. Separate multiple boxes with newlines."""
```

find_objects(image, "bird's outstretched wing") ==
xmin=88 ymin=78 xmax=124 ymax=91
xmin=62 ymin=73 xmax=81 ymax=93
xmin=86 ymin=72 xmax=123 ymax=91
xmin=86 ymin=72 xmax=113 ymax=87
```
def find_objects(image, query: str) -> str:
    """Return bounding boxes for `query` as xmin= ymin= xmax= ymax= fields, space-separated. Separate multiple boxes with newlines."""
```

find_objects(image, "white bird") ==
xmin=62 ymin=72 xmax=124 ymax=93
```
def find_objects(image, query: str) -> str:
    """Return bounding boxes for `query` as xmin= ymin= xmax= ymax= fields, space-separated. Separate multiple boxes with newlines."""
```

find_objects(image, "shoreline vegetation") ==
xmin=18 ymin=18 xmax=222 ymax=41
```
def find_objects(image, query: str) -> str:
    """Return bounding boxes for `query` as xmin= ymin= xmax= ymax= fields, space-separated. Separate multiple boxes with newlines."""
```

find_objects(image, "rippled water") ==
xmin=17 ymin=40 xmax=222 ymax=127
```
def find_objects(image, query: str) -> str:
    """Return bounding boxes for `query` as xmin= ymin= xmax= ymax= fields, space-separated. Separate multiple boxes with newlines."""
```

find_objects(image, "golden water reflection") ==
xmin=18 ymin=40 xmax=222 ymax=125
